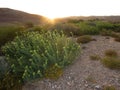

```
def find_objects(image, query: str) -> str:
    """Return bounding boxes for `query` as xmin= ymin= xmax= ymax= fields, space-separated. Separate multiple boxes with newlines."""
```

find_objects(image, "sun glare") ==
xmin=0 ymin=0 xmax=120 ymax=19
xmin=49 ymin=18 xmax=55 ymax=24
xmin=46 ymin=15 xmax=57 ymax=20
xmin=34 ymin=0 xmax=120 ymax=19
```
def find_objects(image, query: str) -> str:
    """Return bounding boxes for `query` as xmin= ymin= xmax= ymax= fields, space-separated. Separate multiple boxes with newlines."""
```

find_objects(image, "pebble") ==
xmin=95 ymin=85 xmax=101 ymax=90
xmin=67 ymin=82 xmax=71 ymax=86
xmin=79 ymin=84 xmax=82 ymax=87
xmin=85 ymin=84 xmax=88 ymax=87
xmin=52 ymin=86 xmax=54 ymax=89
xmin=68 ymin=76 xmax=71 ymax=79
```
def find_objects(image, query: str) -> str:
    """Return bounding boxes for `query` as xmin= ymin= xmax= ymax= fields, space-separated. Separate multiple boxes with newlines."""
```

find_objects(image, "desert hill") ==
xmin=0 ymin=8 xmax=47 ymax=24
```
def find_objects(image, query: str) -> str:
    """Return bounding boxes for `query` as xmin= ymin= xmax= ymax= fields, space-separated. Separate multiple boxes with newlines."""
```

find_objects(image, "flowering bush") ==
xmin=2 ymin=31 xmax=80 ymax=82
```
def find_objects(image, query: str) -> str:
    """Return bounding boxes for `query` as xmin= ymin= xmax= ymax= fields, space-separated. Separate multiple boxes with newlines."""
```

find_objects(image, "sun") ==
xmin=48 ymin=18 xmax=56 ymax=24
xmin=41 ymin=11 xmax=66 ymax=20
xmin=47 ymin=15 xmax=57 ymax=20
xmin=35 ymin=0 xmax=72 ymax=19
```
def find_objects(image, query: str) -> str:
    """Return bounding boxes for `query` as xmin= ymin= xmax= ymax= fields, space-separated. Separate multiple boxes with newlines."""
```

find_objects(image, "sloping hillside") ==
xmin=0 ymin=8 xmax=47 ymax=24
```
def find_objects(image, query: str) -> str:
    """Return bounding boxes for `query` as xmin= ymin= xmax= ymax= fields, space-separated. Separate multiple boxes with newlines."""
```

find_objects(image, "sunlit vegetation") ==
xmin=0 ymin=20 xmax=120 ymax=48
xmin=50 ymin=20 xmax=120 ymax=37
xmin=0 ymin=18 xmax=120 ymax=89
xmin=50 ymin=23 xmax=80 ymax=36
xmin=1 ymin=30 xmax=80 ymax=89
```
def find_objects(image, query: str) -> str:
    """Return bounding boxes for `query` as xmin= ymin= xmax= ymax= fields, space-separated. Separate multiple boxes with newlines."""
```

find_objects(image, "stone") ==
xmin=95 ymin=85 xmax=101 ymax=90
xmin=85 ymin=84 xmax=88 ymax=87
xmin=67 ymin=82 xmax=71 ymax=86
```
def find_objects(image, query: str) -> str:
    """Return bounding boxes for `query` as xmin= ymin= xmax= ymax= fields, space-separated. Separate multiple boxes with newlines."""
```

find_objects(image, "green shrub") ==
xmin=101 ymin=57 xmax=120 ymax=69
xmin=103 ymin=85 xmax=116 ymax=90
xmin=105 ymin=49 xmax=118 ymax=57
xmin=90 ymin=55 xmax=101 ymax=60
xmin=2 ymin=31 xmax=80 ymax=82
xmin=0 ymin=72 xmax=22 ymax=90
xmin=0 ymin=25 xmax=24 ymax=47
xmin=76 ymin=21 xmax=100 ymax=35
xmin=112 ymin=23 xmax=120 ymax=32
xmin=51 ymin=23 xmax=80 ymax=36
xmin=77 ymin=35 xmax=93 ymax=43
xmin=96 ymin=21 xmax=114 ymax=30
xmin=67 ymin=19 xmax=83 ymax=23
xmin=0 ymin=57 xmax=22 ymax=90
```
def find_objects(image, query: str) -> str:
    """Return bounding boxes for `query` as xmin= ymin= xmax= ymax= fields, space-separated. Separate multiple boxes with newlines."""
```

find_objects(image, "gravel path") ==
xmin=23 ymin=35 xmax=120 ymax=90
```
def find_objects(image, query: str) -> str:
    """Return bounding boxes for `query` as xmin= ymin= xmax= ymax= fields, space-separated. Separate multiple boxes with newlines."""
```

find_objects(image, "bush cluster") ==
xmin=76 ymin=21 xmax=100 ymax=35
xmin=51 ymin=23 xmax=80 ymax=36
xmin=2 ymin=31 xmax=80 ymax=82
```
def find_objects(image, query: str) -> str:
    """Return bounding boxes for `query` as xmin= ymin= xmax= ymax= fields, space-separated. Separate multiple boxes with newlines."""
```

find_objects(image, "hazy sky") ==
xmin=0 ymin=0 xmax=120 ymax=18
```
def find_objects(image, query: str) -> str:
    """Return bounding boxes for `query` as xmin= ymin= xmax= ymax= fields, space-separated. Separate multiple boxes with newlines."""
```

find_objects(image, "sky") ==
xmin=0 ymin=0 xmax=120 ymax=19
